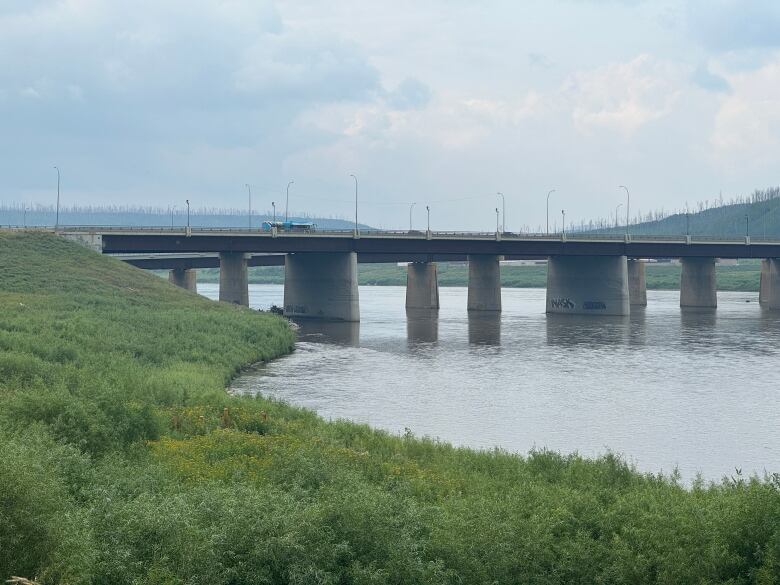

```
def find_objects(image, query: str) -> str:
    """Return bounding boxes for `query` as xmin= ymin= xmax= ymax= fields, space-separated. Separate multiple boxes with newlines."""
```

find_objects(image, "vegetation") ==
xmin=2 ymin=232 xmax=780 ymax=584
xmin=0 ymin=203 xmax=364 ymax=230
xmin=196 ymin=260 xmax=767 ymax=292
xmin=582 ymin=186 xmax=780 ymax=238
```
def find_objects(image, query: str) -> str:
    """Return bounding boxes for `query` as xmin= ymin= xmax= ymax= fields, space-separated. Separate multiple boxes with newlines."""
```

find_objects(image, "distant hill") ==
xmin=0 ymin=204 xmax=369 ymax=231
xmin=579 ymin=186 xmax=780 ymax=239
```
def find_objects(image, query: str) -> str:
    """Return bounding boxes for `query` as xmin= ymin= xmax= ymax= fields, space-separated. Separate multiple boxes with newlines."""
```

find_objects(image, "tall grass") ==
xmin=1 ymin=232 xmax=779 ymax=584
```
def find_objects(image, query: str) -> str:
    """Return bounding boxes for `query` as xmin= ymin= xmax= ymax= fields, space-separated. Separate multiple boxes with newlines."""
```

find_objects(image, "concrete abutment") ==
xmin=284 ymin=252 xmax=360 ymax=321
xmin=219 ymin=252 xmax=249 ymax=306
xmin=546 ymin=255 xmax=629 ymax=316
xmin=406 ymin=262 xmax=440 ymax=310
xmin=168 ymin=268 xmax=197 ymax=292
xmin=467 ymin=255 xmax=502 ymax=312
xmin=680 ymin=257 xmax=717 ymax=308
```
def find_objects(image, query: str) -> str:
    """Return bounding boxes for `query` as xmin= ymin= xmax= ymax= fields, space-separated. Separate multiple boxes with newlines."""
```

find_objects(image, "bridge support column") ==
xmin=759 ymin=259 xmax=771 ymax=306
xmin=546 ymin=255 xmax=629 ymax=316
xmin=219 ymin=252 xmax=249 ymax=306
xmin=406 ymin=262 xmax=439 ymax=310
xmin=284 ymin=252 xmax=359 ymax=321
xmin=168 ymin=268 xmax=197 ymax=292
xmin=627 ymin=259 xmax=647 ymax=307
xmin=467 ymin=255 xmax=501 ymax=311
xmin=764 ymin=259 xmax=780 ymax=310
xmin=680 ymin=257 xmax=717 ymax=308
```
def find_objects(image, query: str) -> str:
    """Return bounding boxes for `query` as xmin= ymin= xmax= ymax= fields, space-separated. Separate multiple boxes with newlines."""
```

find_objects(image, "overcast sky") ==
xmin=1 ymin=0 xmax=779 ymax=230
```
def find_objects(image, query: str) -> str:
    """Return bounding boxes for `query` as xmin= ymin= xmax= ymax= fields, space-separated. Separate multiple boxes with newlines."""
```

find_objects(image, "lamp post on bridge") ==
xmin=272 ymin=201 xmax=276 ymax=223
xmin=186 ymin=199 xmax=190 ymax=230
xmin=53 ymin=166 xmax=60 ymax=229
xmin=497 ymin=192 xmax=505 ymax=232
xmin=619 ymin=185 xmax=630 ymax=236
xmin=285 ymin=180 xmax=294 ymax=222
xmin=561 ymin=209 xmax=566 ymax=237
xmin=350 ymin=174 xmax=358 ymax=234
xmin=426 ymin=205 xmax=430 ymax=233
xmin=409 ymin=202 xmax=416 ymax=231
xmin=546 ymin=189 xmax=556 ymax=234
xmin=171 ymin=205 xmax=176 ymax=228
xmin=495 ymin=207 xmax=500 ymax=233
xmin=245 ymin=183 xmax=252 ymax=229
xmin=745 ymin=213 xmax=750 ymax=239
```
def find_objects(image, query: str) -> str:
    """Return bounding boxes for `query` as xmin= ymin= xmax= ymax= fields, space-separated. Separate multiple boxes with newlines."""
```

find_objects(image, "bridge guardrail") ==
xmin=6 ymin=224 xmax=780 ymax=245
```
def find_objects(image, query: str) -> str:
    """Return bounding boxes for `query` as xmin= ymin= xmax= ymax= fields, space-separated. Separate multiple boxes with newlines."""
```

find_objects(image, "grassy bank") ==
xmin=3 ymin=232 xmax=780 ymax=583
xmin=196 ymin=260 xmax=765 ymax=292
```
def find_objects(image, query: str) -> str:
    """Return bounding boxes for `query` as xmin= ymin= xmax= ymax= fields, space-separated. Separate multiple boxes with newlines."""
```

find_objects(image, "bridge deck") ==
xmin=56 ymin=226 xmax=780 ymax=260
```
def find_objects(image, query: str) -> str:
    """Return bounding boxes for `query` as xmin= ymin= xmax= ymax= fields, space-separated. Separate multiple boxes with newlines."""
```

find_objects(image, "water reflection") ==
xmin=679 ymin=308 xmax=717 ymax=347
xmin=628 ymin=307 xmax=647 ymax=347
xmin=294 ymin=319 xmax=360 ymax=346
xmin=468 ymin=312 xmax=501 ymax=345
xmin=545 ymin=313 xmax=631 ymax=347
xmin=406 ymin=309 xmax=439 ymax=344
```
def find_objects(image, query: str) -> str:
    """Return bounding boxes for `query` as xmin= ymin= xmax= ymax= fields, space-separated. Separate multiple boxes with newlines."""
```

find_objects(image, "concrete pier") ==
xmin=627 ymin=259 xmax=647 ymax=307
xmin=168 ymin=268 xmax=197 ymax=292
xmin=546 ymin=255 xmax=629 ymax=316
xmin=467 ymin=255 xmax=502 ymax=312
xmin=680 ymin=257 xmax=717 ymax=308
xmin=405 ymin=262 xmax=439 ymax=310
xmin=219 ymin=252 xmax=249 ymax=306
xmin=284 ymin=252 xmax=360 ymax=321
xmin=759 ymin=259 xmax=771 ymax=306
xmin=764 ymin=258 xmax=780 ymax=310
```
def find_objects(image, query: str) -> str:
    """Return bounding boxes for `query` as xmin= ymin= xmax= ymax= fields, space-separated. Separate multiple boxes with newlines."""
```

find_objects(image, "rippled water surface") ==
xmin=199 ymin=283 xmax=780 ymax=481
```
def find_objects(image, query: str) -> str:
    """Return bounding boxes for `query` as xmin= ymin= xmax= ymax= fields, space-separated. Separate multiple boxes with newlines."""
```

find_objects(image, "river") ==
xmin=199 ymin=284 xmax=780 ymax=482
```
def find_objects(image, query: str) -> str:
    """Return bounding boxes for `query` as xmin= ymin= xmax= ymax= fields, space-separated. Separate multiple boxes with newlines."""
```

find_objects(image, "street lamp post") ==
xmin=272 ymin=201 xmax=276 ymax=223
xmin=497 ymin=192 xmax=505 ymax=232
xmin=546 ymin=189 xmax=556 ymax=234
xmin=426 ymin=205 xmax=430 ymax=232
xmin=745 ymin=213 xmax=750 ymax=238
xmin=409 ymin=202 xmax=416 ymax=231
xmin=686 ymin=212 xmax=690 ymax=236
xmin=53 ymin=166 xmax=60 ymax=229
xmin=495 ymin=207 xmax=500 ymax=233
xmin=23 ymin=206 xmax=27 ymax=228
xmin=171 ymin=205 xmax=176 ymax=228
xmin=285 ymin=180 xmax=294 ymax=223
xmin=561 ymin=209 xmax=566 ymax=236
xmin=245 ymin=184 xmax=252 ymax=229
xmin=350 ymin=174 xmax=358 ymax=233
xmin=619 ymin=185 xmax=630 ymax=235
xmin=186 ymin=199 xmax=190 ymax=229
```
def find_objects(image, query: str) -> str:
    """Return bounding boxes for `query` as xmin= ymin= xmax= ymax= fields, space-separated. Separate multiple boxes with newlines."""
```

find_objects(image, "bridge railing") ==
xmin=7 ymin=224 xmax=780 ymax=245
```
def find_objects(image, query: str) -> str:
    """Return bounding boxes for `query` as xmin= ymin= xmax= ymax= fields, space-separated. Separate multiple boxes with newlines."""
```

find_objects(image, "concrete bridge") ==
xmin=61 ymin=227 xmax=780 ymax=321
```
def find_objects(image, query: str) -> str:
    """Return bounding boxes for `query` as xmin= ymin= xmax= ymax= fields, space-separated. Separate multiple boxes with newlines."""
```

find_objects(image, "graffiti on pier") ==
xmin=549 ymin=298 xmax=575 ymax=310
xmin=583 ymin=301 xmax=607 ymax=310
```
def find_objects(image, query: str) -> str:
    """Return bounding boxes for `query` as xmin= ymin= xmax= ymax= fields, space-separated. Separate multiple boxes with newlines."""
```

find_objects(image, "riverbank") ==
xmin=2 ymin=232 xmax=779 ymax=583
xmin=195 ymin=260 xmax=766 ymax=292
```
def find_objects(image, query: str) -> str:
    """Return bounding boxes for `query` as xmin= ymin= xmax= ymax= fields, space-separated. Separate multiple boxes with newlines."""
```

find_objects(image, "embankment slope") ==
xmin=1 ymin=232 xmax=778 ymax=583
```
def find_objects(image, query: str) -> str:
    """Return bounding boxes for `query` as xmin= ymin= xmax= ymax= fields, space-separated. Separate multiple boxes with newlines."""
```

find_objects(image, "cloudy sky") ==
xmin=1 ymin=0 xmax=779 ymax=230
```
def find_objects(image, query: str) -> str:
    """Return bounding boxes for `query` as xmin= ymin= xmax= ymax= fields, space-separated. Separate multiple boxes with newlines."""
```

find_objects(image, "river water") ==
xmin=199 ymin=284 xmax=780 ymax=482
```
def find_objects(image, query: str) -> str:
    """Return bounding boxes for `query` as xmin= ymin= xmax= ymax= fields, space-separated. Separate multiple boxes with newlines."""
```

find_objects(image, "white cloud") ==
xmin=711 ymin=56 xmax=780 ymax=165
xmin=563 ymin=55 xmax=685 ymax=136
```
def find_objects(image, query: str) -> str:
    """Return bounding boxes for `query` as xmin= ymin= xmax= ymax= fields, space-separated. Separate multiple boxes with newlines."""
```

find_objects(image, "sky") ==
xmin=1 ymin=0 xmax=779 ymax=231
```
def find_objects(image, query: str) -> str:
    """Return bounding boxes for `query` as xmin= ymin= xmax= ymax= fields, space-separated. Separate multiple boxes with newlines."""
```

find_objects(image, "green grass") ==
xmin=2 ymin=232 xmax=780 ymax=584
xmin=197 ymin=261 xmax=765 ymax=292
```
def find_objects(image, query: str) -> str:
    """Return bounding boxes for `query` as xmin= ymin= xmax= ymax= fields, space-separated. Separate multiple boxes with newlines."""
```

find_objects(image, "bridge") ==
xmin=59 ymin=226 xmax=780 ymax=321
